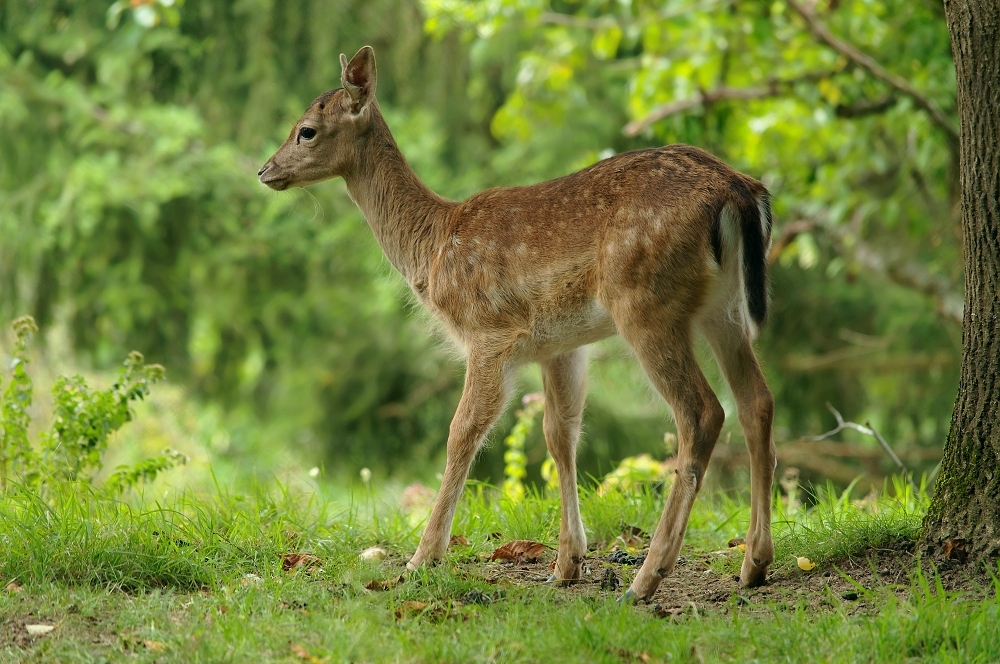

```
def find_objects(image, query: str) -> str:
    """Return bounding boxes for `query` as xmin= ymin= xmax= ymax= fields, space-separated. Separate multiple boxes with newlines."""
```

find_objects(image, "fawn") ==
xmin=259 ymin=46 xmax=775 ymax=601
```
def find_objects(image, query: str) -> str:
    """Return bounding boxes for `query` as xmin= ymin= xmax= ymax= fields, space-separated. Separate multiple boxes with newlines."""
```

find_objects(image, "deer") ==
xmin=258 ymin=45 xmax=776 ymax=602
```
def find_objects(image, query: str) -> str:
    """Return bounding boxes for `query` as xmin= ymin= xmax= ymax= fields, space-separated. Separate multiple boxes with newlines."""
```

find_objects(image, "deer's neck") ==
xmin=344 ymin=116 xmax=453 ymax=285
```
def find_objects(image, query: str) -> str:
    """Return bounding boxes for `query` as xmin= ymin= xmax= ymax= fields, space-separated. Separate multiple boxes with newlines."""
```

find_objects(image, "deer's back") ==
xmin=426 ymin=145 xmax=762 ymax=356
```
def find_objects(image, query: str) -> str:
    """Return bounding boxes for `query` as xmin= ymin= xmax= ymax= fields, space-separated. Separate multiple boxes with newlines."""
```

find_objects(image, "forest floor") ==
xmin=1 ymin=480 xmax=998 ymax=663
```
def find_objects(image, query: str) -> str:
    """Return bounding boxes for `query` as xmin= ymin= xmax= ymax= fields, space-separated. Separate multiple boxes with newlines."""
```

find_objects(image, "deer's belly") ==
xmin=520 ymin=299 xmax=617 ymax=361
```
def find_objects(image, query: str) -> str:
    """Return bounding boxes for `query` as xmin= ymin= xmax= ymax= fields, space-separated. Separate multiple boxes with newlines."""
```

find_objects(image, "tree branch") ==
xmin=785 ymin=0 xmax=958 ymax=147
xmin=769 ymin=215 xmax=964 ymax=325
xmin=835 ymin=95 xmax=898 ymax=118
xmin=806 ymin=403 xmax=915 ymax=491
xmin=622 ymin=71 xmax=836 ymax=136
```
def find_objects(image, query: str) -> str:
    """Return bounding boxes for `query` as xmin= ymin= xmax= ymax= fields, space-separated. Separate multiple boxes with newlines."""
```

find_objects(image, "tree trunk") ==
xmin=921 ymin=0 xmax=1000 ymax=562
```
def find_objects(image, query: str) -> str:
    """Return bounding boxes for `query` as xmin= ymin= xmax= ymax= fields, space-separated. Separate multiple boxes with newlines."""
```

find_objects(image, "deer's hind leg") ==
xmin=699 ymin=313 xmax=775 ymax=587
xmin=610 ymin=305 xmax=725 ymax=602
xmin=540 ymin=347 xmax=589 ymax=582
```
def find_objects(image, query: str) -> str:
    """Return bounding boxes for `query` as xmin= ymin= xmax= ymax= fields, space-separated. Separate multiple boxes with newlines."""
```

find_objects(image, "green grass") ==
xmin=1 ymin=478 xmax=997 ymax=663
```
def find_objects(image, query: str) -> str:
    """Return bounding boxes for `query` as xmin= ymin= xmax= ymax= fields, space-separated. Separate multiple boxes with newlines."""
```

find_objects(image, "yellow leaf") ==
xmin=796 ymin=556 xmax=817 ymax=571
xmin=737 ymin=543 xmax=747 ymax=552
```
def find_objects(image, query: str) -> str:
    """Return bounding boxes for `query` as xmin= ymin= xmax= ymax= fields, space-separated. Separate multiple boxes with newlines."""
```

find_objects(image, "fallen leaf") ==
xmin=5 ymin=581 xmax=23 ymax=593
xmin=796 ymin=556 xmax=817 ymax=571
xmin=488 ymin=540 xmax=548 ymax=563
xmin=394 ymin=600 xmax=428 ymax=619
xmin=737 ymin=543 xmax=747 ymax=552
xmin=943 ymin=538 xmax=968 ymax=563
xmin=727 ymin=538 xmax=746 ymax=548
xmin=364 ymin=574 xmax=404 ymax=591
xmin=449 ymin=535 xmax=469 ymax=547
xmin=241 ymin=573 xmax=262 ymax=587
xmin=283 ymin=553 xmax=322 ymax=571
xmin=144 ymin=640 xmax=167 ymax=653
xmin=25 ymin=624 xmax=55 ymax=635
xmin=290 ymin=642 xmax=324 ymax=663
xmin=359 ymin=546 xmax=387 ymax=561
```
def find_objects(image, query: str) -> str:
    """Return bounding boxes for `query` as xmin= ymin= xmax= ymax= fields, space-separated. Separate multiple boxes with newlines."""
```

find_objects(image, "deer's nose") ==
xmin=257 ymin=163 xmax=269 ymax=177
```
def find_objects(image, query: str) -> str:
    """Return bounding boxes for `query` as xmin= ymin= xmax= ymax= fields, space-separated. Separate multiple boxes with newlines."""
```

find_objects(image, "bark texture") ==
xmin=922 ymin=0 xmax=1000 ymax=560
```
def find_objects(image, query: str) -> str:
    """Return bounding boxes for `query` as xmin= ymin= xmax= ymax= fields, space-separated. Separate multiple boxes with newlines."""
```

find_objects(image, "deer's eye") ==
xmin=299 ymin=127 xmax=317 ymax=140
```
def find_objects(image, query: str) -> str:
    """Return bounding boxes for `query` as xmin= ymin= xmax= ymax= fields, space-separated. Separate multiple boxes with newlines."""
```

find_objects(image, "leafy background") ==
xmin=0 ymin=0 xmax=960 ymax=490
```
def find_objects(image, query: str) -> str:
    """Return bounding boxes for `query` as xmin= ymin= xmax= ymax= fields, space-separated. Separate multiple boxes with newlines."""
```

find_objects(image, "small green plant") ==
xmin=0 ymin=315 xmax=38 ymax=489
xmin=0 ymin=316 xmax=186 ymax=494
xmin=502 ymin=393 xmax=544 ymax=501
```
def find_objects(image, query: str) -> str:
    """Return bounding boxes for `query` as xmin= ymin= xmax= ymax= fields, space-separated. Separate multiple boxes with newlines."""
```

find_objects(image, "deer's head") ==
xmin=258 ymin=46 xmax=378 ymax=190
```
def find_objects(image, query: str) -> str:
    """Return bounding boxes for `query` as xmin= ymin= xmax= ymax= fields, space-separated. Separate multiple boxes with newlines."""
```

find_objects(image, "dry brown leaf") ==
xmin=282 ymin=553 xmax=322 ymax=572
xmin=727 ymin=538 xmax=746 ymax=548
xmin=943 ymin=538 xmax=968 ymax=563
xmin=144 ymin=640 xmax=167 ymax=653
xmin=290 ymin=642 xmax=325 ymax=663
xmin=449 ymin=535 xmax=469 ymax=547
xmin=488 ymin=540 xmax=548 ymax=563
xmin=5 ymin=581 xmax=23 ymax=593
xmin=364 ymin=574 xmax=404 ymax=591
xmin=394 ymin=600 xmax=428 ymax=619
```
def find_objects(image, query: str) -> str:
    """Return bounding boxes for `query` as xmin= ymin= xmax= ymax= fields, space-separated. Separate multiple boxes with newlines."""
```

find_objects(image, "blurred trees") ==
xmin=0 ymin=0 xmax=962 ymax=485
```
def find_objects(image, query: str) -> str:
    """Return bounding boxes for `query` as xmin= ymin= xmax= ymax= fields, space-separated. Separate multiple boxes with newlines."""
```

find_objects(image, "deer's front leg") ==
xmin=408 ymin=354 xmax=510 ymax=570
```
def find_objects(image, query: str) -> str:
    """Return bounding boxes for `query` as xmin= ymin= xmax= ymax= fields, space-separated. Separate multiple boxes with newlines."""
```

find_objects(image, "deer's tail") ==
xmin=713 ymin=178 xmax=772 ymax=336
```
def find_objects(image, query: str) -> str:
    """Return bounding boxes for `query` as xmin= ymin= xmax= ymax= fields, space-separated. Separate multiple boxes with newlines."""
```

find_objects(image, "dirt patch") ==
xmin=1 ymin=614 xmax=56 ymax=650
xmin=458 ymin=540 xmax=993 ymax=618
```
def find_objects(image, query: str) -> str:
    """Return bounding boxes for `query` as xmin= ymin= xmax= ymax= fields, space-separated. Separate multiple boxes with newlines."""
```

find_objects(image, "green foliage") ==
xmin=0 ymin=0 xmax=963 ymax=485
xmin=0 ymin=315 xmax=39 ymax=485
xmin=420 ymin=0 xmax=961 ymax=478
xmin=0 ymin=316 xmax=184 ymax=494
xmin=502 ymin=393 xmax=544 ymax=500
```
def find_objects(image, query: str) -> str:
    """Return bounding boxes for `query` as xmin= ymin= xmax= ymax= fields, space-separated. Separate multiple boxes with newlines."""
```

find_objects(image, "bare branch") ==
xmin=835 ymin=95 xmax=898 ymax=118
xmin=623 ymin=71 xmax=837 ymax=136
xmin=785 ymin=0 xmax=958 ymax=147
xmin=538 ymin=12 xmax=617 ymax=30
xmin=539 ymin=1 xmax=732 ymax=31
xmin=771 ymin=214 xmax=964 ymax=325
xmin=804 ymin=403 xmax=916 ymax=492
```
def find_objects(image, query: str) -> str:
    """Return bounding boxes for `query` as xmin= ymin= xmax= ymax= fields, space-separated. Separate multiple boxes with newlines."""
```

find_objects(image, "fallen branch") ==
xmin=785 ymin=0 xmax=958 ymax=147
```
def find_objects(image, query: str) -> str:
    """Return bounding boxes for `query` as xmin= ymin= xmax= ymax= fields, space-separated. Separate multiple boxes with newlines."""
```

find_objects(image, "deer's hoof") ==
xmin=545 ymin=573 xmax=580 ymax=586
xmin=617 ymin=588 xmax=638 ymax=605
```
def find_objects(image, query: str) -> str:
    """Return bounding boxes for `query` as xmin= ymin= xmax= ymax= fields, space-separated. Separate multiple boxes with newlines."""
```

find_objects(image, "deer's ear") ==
xmin=340 ymin=46 xmax=376 ymax=112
